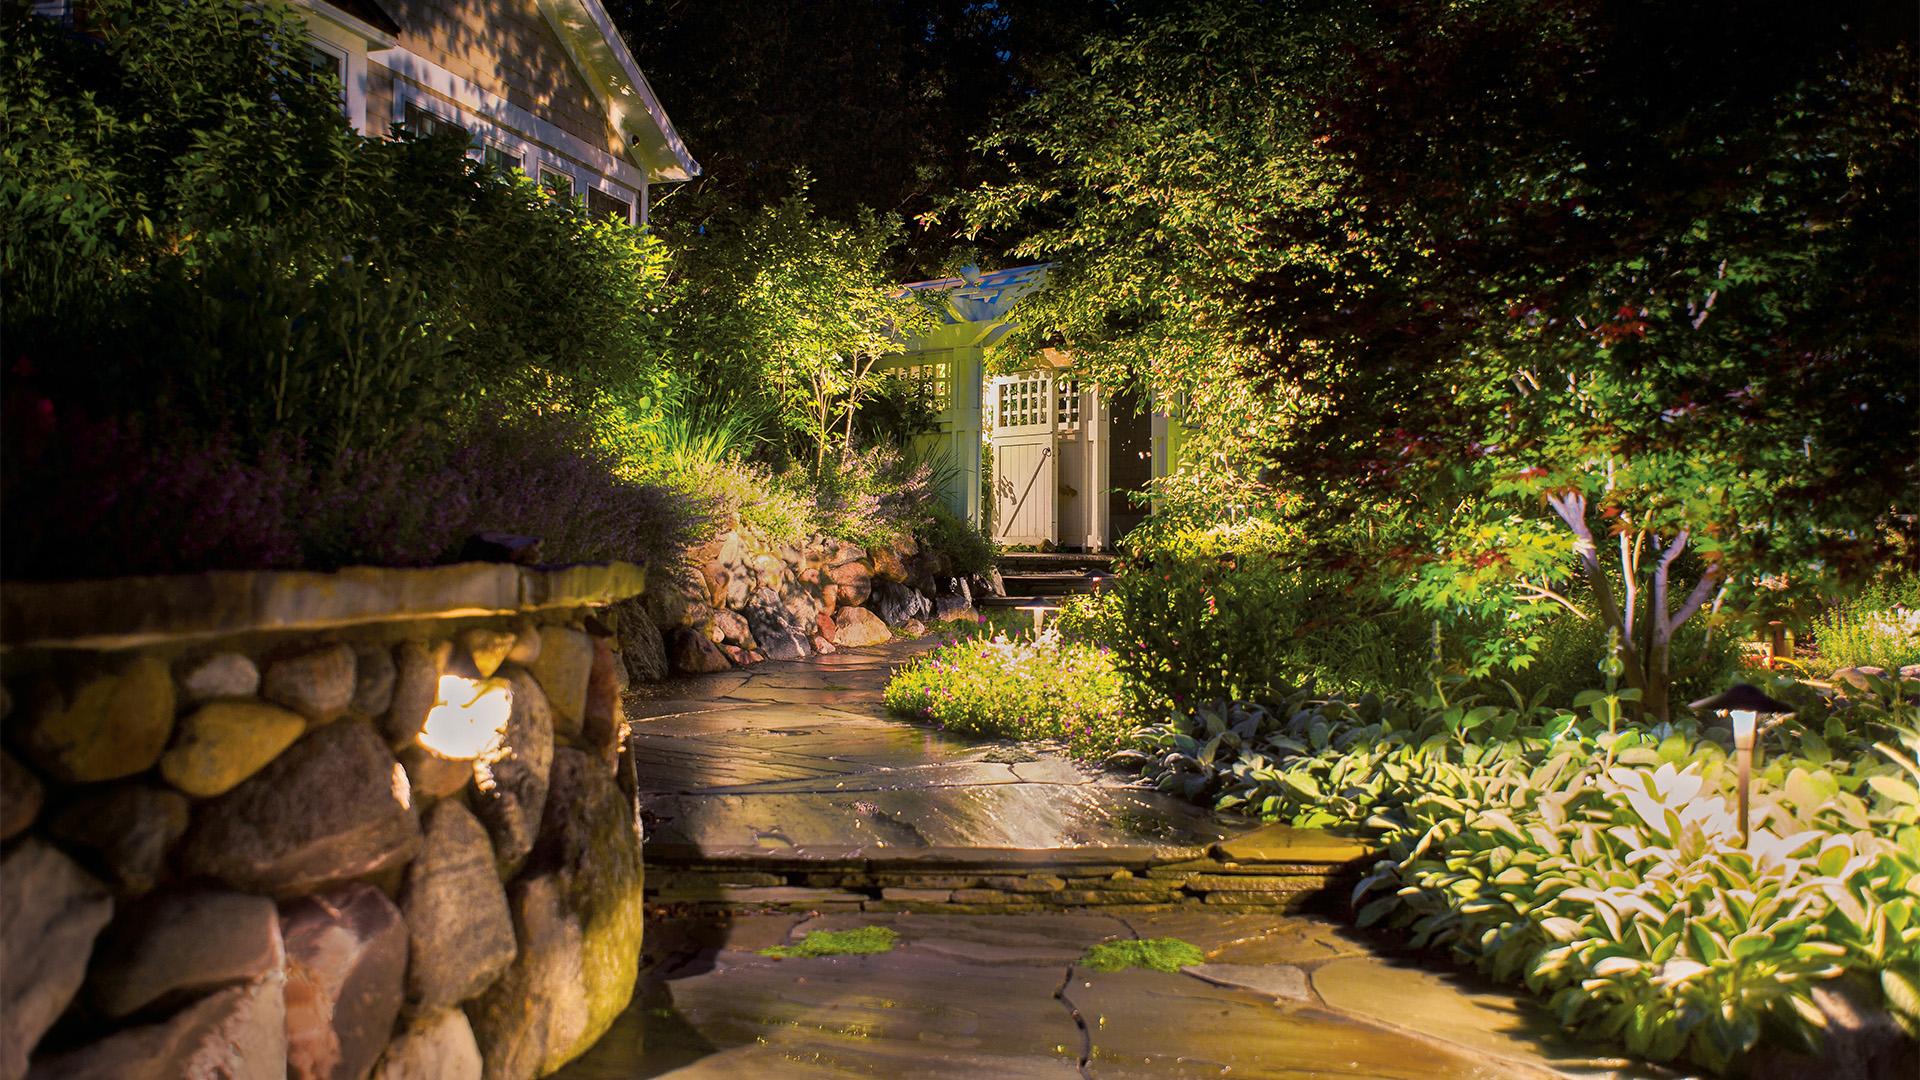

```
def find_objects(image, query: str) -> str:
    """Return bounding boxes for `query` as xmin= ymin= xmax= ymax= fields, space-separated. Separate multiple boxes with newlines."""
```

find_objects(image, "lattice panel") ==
xmin=1056 ymin=379 xmax=1081 ymax=432
xmin=891 ymin=361 xmax=952 ymax=413
xmin=996 ymin=375 xmax=1051 ymax=430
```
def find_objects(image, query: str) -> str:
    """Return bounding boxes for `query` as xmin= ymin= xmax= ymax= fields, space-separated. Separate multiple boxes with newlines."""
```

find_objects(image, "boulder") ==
xmin=281 ymin=884 xmax=408 ymax=1080
xmin=583 ymin=637 xmax=626 ymax=769
xmin=812 ymin=636 xmax=837 ymax=655
xmin=530 ymin=627 xmax=593 ymax=734
xmin=402 ymin=802 xmax=515 ymax=1009
xmin=745 ymin=588 xmax=812 ymax=661
xmin=828 ymin=561 xmax=873 ymax=606
xmin=0 ymin=752 xmax=42 ymax=841
xmin=827 ymin=541 xmax=867 ymax=568
xmin=468 ymin=749 xmax=644 ymax=1079
xmin=471 ymin=669 xmax=555 ymax=878
xmin=372 ymin=1009 xmax=482 ymax=1080
xmin=398 ymin=744 xmax=472 ymax=801
xmin=262 ymin=644 xmax=358 ymax=724
xmin=667 ymin=628 xmax=731 ymax=675
xmin=871 ymin=581 xmax=934 ymax=627
xmin=30 ymin=967 xmax=286 ymax=1080
xmin=782 ymin=584 xmax=823 ymax=630
xmin=460 ymin=628 xmax=517 ymax=680
xmin=349 ymin=644 xmax=397 ymax=719
xmin=902 ymin=618 xmax=927 ymax=637
xmin=159 ymin=699 xmax=307 ymax=798
xmin=16 ymin=656 xmax=173 ymax=783
xmin=1833 ymin=665 xmax=1889 ymax=692
xmin=752 ymin=554 xmax=789 ymax=590
xmin=178 ymin=721 xmax=420 ymax=898
xmin=47 ymin=784 xmax=189 ymax=897
xmin=176 ymin=652 xmax=260 ymax=704
xmin=713 ymin=608 xmax=753 ymax=647
xmin=506 ymin=621 xmax=542 ymax=666
xmin=1 ymin=842 xmax=113 ymax=1080
xmin=935 ymin=578 xmax=975 ymax=622
xmin=820 ymin=583 xmax=840 ymax=617
xmin=382 ymin=641 xmax=439 ymax=748
xmin=611 ymin=599 xmax=667 ymax=685
xmin=815 ymin=612 xmax=837 ymax=640
xmin=721 ymin=644 xmax=751 ymax=666
xmin=89 ymin=890 xmax=282 ymax=1019
xmin=870 ymin=536 xmax=917 ymax=583
xmin=833 ymin=607 xmax=892 ymax=649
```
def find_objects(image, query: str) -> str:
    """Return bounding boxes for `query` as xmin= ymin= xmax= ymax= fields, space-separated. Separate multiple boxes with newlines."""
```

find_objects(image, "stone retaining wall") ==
xmin=639 ymin=527 xmax=971 ymax=676
xmin=0 ymin=562 xmax=649 ymax=1080
xmin=644 ymin=825 xmax=1378 ymax=917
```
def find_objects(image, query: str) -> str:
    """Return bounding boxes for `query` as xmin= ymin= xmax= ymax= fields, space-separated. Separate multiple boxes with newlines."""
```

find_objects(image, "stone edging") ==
xmin=644 ymin=823 xmax=1379 ymax=916
xmin=1 ymin=561 xmax=647 ymax=652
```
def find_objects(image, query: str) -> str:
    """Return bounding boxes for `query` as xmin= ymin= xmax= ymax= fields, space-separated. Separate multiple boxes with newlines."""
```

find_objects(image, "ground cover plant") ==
xmin=1117 ymin=668 xmax=1920 ymax=1071
xmin=760 ymin=926 xmax=899 ymax=959
xmin=1078 ymin=938 xmax=1206 ymax=974
xmin=882 ymin=628 xmax=1128 ymax=760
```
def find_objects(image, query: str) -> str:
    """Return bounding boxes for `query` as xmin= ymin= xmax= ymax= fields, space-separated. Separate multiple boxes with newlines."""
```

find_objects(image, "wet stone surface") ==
xmin=576 ymin=638 xmax=1666 ymax=1079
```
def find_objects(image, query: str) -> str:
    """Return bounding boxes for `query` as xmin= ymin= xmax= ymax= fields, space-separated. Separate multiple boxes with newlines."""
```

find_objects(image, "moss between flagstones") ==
xmin=760 ymin=925 xmax=900 ymax=959
xmin=1078 ymin=938 xmax=1206 ymax=973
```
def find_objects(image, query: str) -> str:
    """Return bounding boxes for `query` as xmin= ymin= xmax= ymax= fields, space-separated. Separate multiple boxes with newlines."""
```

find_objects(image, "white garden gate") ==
xmin=988 ymin=370 xmax=1110 ymax=549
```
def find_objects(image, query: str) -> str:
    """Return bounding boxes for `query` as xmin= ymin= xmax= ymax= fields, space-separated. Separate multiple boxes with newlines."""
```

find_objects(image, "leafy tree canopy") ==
xmin=955 ymin=0 xmax=1919 ymax=712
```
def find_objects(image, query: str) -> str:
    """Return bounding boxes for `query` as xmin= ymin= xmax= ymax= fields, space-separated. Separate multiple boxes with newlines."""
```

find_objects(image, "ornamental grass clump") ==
xmin=882 ymin=629 xmax=1129 ymax=759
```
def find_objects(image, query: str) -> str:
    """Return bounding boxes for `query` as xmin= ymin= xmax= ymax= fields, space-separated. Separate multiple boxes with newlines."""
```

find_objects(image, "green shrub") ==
xmin=1809 ymin=578 xmax=1920 ymax=672
xmin=1122 ymin=677 xmax=1920 ymax=1071
xmin=883 ymin=632 xmax=1129 ymax=759
xmin=1096 ymin=520 xmax=1432 ymax=713
xmin=918 ymin=503 xmax=996 ymax=579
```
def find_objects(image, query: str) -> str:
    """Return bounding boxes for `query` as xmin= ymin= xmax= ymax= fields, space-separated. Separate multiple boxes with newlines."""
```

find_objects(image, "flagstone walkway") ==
xmin=561 ymin=639 xmax=1665 ymax=1079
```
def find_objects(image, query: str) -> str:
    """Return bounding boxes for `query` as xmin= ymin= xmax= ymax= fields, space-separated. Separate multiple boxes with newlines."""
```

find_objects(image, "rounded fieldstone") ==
xmin=281 ymin=884 xmax=407 ymax=1080
xmin=468 ymin=749 xmax=643 ymax=1078
xmin=178 ymin=721 xmax=421 ymax=898
xmin=833 ymin=607 xmax=892 ymax=648
xmin=372 ymin=1009 xmax=481 ymax=1080
xmin=2 ymin=841 xmax=114 ymax=1080
xmin=349 ymin=643 xmax=397 ymax=720
xmin=160 ymin=700 xmax=307 ymax=798
xmin=401 ymin=801 xmax=515 ymax=1008
xmin=47 ymin=784 xmax=190 ymax=897
xmin=175 ymin=652 xmax=260 ymax=704
xmin=505 ymin=620 xmax=542 ymax=666
xmin=471 ymin=669 xmax=554 ymax=879
xmin=828 ymin=561 xmax=873 ymax=606
xmin=612 ymin=599 xmax=667 ymax=685
xmin=382 ymin=641 xmax=438 ymax=748
xmin=30 ymin=967 xmax=287 ymax=1080
xmin=530 ymin=627 xmax=594 ymax=732
xmin=17 ymin=656 xmax=174 ymax=783
xmin=89 ymin=890 xmax=283 ymax=1019
xmin=399 ymin=744 xmax=472 ymax=801
xmin=460 ymin=628 xmax=517 ymax=680
xmin=261 ymin=644 xmax=357 ymax=724
xmin=1 ymin=751 xmax=43 ymax=842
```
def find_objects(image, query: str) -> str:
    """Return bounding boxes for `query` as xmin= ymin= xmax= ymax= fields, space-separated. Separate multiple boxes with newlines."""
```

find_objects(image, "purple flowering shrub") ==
xmin=2 ymin=395 xmax=694 ymax=579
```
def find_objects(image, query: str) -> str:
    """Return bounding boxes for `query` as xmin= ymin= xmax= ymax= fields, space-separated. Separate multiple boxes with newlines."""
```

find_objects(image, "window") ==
xmin=540 ymin=168 xmax=577 ymax=201
xmin=404 ymin=102 xmax=468 ymax=142
xmin=483 ymin=144 xmax=522 ymax=174
xmin=304 ymin=41 xmax=348 ymax=118
xmin=587 ymin=187 xmax=631 ymax=224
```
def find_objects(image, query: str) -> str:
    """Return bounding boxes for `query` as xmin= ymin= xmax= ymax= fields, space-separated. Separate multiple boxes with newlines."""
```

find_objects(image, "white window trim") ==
xmin=390 ymin=83 xmax=641 ymax=226
xmin=371 ymin=47 xmax=650 ymax=205
xmin=300 ymin=17 xmax=372 ymax=133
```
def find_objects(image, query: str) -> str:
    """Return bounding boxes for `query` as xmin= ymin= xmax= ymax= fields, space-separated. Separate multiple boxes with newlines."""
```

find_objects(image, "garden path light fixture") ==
xmin=1688 ymin=683 xmax=1794 ymax=842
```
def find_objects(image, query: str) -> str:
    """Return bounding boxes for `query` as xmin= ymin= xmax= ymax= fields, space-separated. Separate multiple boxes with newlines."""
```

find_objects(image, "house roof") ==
xmin=536 ymin=0 xmax=699 ymax=183
xmin=902 ymin=264 xmax=1051 ymax=325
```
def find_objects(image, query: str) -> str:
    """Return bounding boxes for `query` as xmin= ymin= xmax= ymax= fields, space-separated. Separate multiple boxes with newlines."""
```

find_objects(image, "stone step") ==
xmin=642 ymin=824 xmax=1378 ymax=917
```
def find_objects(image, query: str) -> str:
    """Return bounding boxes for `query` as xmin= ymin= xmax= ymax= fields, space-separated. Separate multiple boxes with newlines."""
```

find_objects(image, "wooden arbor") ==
xmin=881 ymin=265 xmax=1189 ymax=550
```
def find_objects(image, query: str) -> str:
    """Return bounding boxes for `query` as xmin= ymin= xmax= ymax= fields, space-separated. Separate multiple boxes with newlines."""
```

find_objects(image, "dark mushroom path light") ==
xmin=1688 ymin=683 xmax=1795 ymax=842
